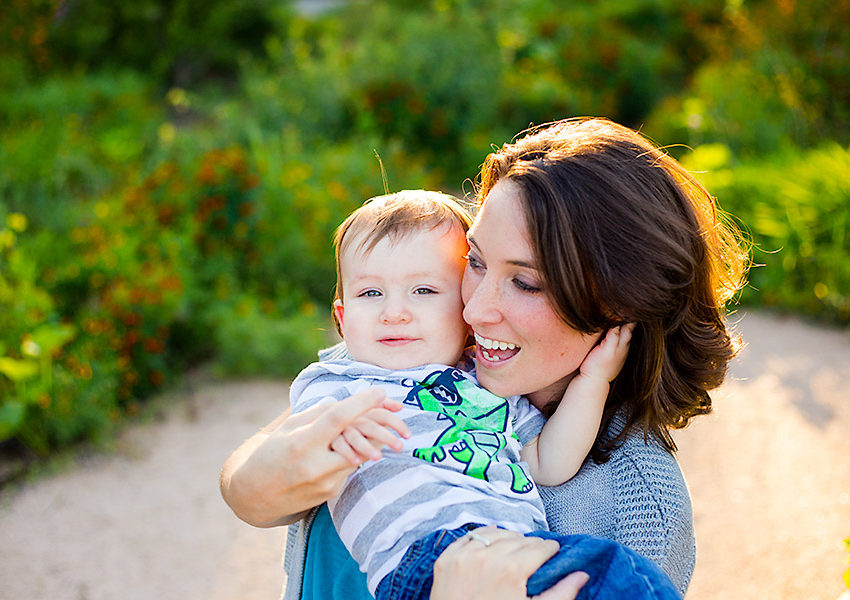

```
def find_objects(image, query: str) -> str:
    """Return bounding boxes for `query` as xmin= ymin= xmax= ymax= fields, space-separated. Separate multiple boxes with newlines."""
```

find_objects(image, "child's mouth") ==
xmin=379 ymin=337 xmax=417 ymax=346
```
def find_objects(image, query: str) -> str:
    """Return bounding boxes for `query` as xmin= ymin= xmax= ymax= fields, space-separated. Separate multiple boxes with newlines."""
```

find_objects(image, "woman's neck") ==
xmin=526 ymin=372 xmax=574 ymax=415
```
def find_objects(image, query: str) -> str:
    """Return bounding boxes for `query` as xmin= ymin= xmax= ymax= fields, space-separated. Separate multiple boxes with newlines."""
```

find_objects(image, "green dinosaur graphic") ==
xmin=404 ymin=368 xmax=533 ymax=494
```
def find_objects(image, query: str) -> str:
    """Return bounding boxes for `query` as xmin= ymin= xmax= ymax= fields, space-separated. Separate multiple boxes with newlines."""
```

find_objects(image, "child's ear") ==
xmin=333 ymin=299 xmax=345 ymax=333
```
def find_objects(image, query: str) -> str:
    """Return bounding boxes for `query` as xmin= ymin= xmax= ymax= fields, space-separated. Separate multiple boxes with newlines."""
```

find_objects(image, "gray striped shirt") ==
xmin=289 ymin=359 xmax=547 ymax=593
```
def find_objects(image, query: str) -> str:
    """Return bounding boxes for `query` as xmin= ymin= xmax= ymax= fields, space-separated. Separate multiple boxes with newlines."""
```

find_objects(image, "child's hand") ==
xmin=578 ymin=323 xmax=635 ymax=384
xmin=329 ymin=395 xmax=411 ymax=467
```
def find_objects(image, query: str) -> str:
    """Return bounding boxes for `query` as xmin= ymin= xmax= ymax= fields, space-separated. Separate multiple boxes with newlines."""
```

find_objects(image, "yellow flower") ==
xmin=0 ymin=230 xmax=15 ymax=249
xmin=7 ymin=213 xmax=27 ymax=232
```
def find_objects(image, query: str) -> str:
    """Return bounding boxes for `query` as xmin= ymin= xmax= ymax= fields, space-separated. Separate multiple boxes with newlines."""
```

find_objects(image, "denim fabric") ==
xmin=374 ymin=524 xmax=681 ymax=600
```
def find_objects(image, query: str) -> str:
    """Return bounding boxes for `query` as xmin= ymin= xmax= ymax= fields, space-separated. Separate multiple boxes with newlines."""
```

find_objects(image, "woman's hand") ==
xmin=430 ymin=527 xmax=589 ymax=600
xmin=220 ymin=388 xmax=410 ymax=528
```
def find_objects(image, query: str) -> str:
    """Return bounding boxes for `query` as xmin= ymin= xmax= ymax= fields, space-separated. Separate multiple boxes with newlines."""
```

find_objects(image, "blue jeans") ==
xmin=374 ymin=524 xmax=681 ymax=600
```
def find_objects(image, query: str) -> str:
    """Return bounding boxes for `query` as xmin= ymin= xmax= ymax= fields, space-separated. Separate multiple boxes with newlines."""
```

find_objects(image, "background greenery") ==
xmin=1 ymin=0 xmax=848 ymax=458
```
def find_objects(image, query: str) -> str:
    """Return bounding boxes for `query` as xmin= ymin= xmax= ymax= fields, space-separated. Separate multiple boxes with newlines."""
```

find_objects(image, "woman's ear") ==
xmin=333 ymin=299 xmax=345 ymax=333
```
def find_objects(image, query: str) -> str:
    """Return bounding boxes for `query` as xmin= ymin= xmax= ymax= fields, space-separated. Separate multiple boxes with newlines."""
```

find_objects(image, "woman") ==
xmin=220 ymin=118 xmax=748 ymax=599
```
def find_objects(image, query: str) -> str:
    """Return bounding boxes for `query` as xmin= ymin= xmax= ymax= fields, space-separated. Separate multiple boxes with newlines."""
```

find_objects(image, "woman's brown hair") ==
xmin=477 ymin=117 xmax=748 ymax=460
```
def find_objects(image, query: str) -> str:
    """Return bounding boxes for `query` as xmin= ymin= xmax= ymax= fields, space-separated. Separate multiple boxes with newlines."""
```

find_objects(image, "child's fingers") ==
xmin=612 ymin=323 xmax=635 ymax=354
xmin=378 ymin=398 xmax=404 ymax=412
xmin=620 ymin=322 xmax=636 ymax=344
xmin=342 ymin=426 xmax=383 ymax=462
xmin=330 ymin=435 xmax=362 ymax=467
xmin=312 ymin=387 xmax=388 ymax=438
xmin=352 ymin=417 xmax=405 ymax=452
xmin=364 ymin=407 xmax=411 ymax=439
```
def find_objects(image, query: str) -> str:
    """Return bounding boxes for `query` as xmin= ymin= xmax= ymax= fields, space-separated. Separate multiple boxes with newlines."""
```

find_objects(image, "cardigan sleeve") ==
xmin=539 ymin=429 xmax=695 ymax=597
xmin=611 ymin=435 xmax=695 ymax=595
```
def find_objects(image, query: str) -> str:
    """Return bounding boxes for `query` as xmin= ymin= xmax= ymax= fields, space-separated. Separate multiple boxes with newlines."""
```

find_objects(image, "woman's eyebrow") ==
xmin=466 ymin=235 xmax=537 ymax=270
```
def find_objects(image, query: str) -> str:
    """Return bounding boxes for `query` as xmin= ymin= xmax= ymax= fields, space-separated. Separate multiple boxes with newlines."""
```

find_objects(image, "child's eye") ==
xmin=413 ymin=287 xmax=436 ymax=295
xmin=358 ymin=289 xmax=382 ymax=298
xmin=463 ymin=253 xmax=485 ymax=271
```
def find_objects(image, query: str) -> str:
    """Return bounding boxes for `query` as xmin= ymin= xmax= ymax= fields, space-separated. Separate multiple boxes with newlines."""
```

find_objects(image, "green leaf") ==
xmin=0 ymin=357 xmax=39 ymax=382
xmin=29 ymin=323 xmax=76 ymax=355
xmin=0 ymin=401 xmax=27 ymax=441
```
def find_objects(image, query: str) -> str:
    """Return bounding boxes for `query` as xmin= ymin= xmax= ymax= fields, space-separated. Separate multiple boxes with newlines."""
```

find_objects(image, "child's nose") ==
xmin=381 ymin=299 xmax=412 ymax=324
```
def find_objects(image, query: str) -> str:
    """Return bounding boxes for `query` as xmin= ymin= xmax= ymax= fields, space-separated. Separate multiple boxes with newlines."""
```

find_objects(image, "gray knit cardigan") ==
xmin=281 ymin=345 xmax=695 ymax=598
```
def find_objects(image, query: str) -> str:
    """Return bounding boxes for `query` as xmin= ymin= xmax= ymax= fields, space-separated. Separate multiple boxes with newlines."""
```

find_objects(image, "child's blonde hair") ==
xmin=332 ymin=190 xmax=473 ymax=335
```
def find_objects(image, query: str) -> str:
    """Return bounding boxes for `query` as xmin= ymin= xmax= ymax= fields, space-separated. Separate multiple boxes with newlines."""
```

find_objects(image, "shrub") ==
xmin=0 ymin=212 xmax=121 ymax=454
xmin=0 ymin=70 xmax=160 ymax=230
xmin=45 ymin=0 xmax=285 ymax=88
xmin=683 ymin=143 xmax=850 ymax=324
xmin=213 ymin=298 xmax=335 ymax=379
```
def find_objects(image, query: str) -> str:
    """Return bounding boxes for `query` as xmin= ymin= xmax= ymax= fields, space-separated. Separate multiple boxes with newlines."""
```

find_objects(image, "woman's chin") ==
xmin=475 ymin=354 xmax=520 ymax=398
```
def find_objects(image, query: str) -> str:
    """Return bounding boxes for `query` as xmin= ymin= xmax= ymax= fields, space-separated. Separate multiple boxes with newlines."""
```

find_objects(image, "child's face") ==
xmin=334 ymin=224 xmax=469 ymax=370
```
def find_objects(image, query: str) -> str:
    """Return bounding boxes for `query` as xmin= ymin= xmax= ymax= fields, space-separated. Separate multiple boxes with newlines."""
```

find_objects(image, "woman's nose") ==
xmin=462 ymin=275 xmax=501 ymax=326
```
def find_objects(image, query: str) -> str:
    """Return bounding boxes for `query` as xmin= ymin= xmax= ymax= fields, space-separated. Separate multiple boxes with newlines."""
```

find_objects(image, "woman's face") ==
xmin=461 ymin=179 xmax=602 ymax=411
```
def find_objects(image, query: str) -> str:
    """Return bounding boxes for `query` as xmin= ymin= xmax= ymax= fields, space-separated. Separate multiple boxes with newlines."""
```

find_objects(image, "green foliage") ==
xmin=45 ymin=0 xmax=286 ymax=88
xmin=492 ymin=0 xmax=721 ymax=127
xmin=845 ymin=538 xmax=850 ymax=590
xmin=645 ymin=0 xmax=850 ymax=156
xmin=0 ymin=70 xmax=160 ymax=229
xmin=0 ymin=211 xmax=121 ymax=453
xmin=683 ymin=143 xmax=850 ymax=322
xmin=213 ymin=298 xmax=334 ymax=379
xmin=2 ymin=0 xmax=849 ymax=458
xmin=0 ymin=80 xmax=440 ymax=455
xmin=646 ymin=57 xmax=811 ymax=157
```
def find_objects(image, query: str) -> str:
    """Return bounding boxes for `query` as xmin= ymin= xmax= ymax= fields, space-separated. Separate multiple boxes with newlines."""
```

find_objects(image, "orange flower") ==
xmin=143 ymin=338 xmax=165 ymax=353
xmin=149 ymin=370 xmax=165 ymax=386
xmin=237 ymin=201 xmax=254 ymax=218
xmin=197 ymin=164 xmax=220 ymax=186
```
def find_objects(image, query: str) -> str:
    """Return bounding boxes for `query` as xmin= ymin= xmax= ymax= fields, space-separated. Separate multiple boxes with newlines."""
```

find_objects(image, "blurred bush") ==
xmin=683 ymin=143 xmax=850 ymax=323
xmin=1 ymin=0 xmax=848 ymax=458
xmin=0 ymin=83 xmax=440 ymax=456
xmin=645 ymin=0 xmax=850 ymax=156
xmin=45 ymin=0 xmax=284 ymax=88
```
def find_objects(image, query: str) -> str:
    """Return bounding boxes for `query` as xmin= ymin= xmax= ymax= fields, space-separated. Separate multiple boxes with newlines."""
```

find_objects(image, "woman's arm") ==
xmin=220 ymin=388 xmax=409 ymax=527
xmin=521 ymin=325 xmax=633 ymax=485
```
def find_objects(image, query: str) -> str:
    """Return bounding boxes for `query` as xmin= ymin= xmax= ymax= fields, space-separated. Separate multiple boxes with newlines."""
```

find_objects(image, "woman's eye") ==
xmin=359 ymin=289 xmax=382 ymax=298
xmin=413 ymin=287 xmax=436 ymax=295
xmin=463 ymin=254 xmax=485 ymax=271
xmin=513 ymin=277 xmax=541 ymax=293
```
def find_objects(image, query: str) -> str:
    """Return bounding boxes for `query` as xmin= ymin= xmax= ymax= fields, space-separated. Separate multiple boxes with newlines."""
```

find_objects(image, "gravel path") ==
xmin=1 ymin=310 xmax=848 ymax=600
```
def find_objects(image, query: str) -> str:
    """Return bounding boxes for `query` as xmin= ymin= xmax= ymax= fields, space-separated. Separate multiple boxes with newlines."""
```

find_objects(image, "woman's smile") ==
xmin=473 ymin=332 xmax=520 ymax=362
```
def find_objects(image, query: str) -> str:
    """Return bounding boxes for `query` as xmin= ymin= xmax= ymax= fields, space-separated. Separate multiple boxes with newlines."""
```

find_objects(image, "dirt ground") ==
xmin=0 ymin=310 xmax=848 ymax=600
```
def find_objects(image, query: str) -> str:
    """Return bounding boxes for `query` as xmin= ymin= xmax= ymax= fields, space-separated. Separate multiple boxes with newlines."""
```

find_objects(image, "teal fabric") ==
xmin=302 ymin=503 xmax=371 ymax=600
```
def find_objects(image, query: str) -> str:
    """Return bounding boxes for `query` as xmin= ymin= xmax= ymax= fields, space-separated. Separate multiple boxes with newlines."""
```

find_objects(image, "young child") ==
xmin=288 ymin=190 xmax=680 ymax=600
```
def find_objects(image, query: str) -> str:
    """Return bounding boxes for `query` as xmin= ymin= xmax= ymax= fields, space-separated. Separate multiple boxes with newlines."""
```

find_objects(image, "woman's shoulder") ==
xmin=590 ymin=412 xmax=693 ymax=521
xmin=610 ymin=430 xmax=695 ymax=592
xmin=541 ymin=419 xmax=695 ymax=595
xmin=541 ymin=424 xmax=691 ymax=528
xmin=612 ymin=425 xmax=690 ymax=498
